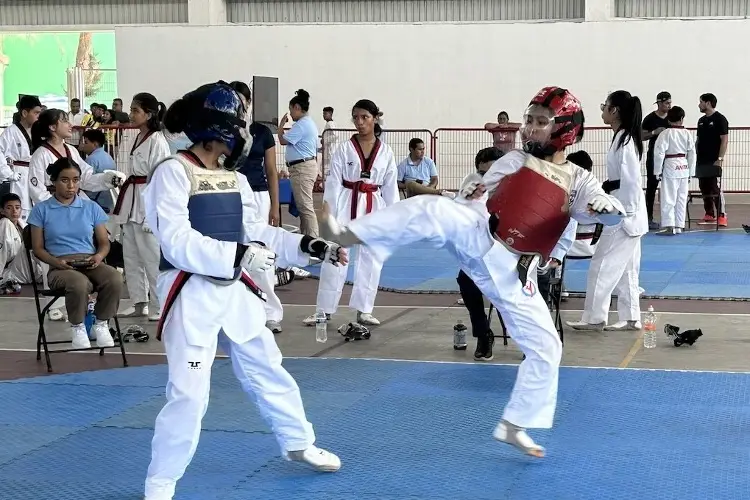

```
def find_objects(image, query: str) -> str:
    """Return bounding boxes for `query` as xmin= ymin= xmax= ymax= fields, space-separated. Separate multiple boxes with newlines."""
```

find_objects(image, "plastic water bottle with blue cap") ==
xmin=315 ymin=308 xmax=327 ymax=343
xmin=84 ymin=297 xmax=97 ymax=341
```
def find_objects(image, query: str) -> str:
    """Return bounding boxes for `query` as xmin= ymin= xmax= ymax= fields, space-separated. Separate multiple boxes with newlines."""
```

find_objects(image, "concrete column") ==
xmin=188 ymin=0 xmax=227 ymax=25
xmin=585 ymin=0 xmax=615 ymax=21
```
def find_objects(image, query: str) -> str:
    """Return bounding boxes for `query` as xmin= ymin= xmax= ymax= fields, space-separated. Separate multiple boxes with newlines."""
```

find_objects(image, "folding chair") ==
xmin=486 ymin=262 xmax=565 ymax=346
xmin=23 ymin=226 xmax=129 ymax=373
xmin=686 ymin=164 xmax=722 ymax=231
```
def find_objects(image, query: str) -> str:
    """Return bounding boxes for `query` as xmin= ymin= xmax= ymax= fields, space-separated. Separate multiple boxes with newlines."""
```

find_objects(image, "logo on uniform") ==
xmin=188 ymin=361 xmax=201 ymax=369
xmin=30 ymin=177 xmax=38 ymax=186
xmin=522 ymin=280 xmax=536 ymax=297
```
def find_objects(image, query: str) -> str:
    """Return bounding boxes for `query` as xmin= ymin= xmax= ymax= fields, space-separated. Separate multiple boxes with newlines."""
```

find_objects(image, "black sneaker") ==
xmin=473 ymin=334 xmax=494 ymax=361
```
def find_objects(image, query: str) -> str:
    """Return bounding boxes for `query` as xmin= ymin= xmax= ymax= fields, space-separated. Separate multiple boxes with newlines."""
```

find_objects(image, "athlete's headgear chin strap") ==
xmin=522 ymin=86 xmax=584 ymax=159
xmin=182 ymin=80 xmax=253 ymax=171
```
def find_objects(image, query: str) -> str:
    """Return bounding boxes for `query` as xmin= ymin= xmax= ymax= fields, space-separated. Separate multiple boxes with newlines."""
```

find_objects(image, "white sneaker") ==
xmin=121 ymin=303 xmax=149 ymax=317
xmin=91 ymin=320 xmax=115 ymax=347
xmin=356 ymin=312 xmax=380 ymax=326
xmin=604 ymin=320 xmax=642 ymax=331
xmin=291 ymin=266 xmax=311 ymax=278
xmin=565 ymin=320 xmax=605 ymax=331
xmin=70 ymin=324 xmax=91 ymax=349
xmin=286 ymin=445 xmax=341 ymax=472
xmin=48 ymin=308 xmax=66 ymax=321
xmin=148 ymin=312 xmax=161 ymax=322
xmin=303 ymin=313 xmax=330 ymax=326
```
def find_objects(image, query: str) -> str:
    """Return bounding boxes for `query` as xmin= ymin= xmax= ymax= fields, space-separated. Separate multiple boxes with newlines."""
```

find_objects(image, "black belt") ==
xmin=250 ymin=185 xmax=269 ymax=192
xmin=287 ymin=157 xmax=316 ymax=167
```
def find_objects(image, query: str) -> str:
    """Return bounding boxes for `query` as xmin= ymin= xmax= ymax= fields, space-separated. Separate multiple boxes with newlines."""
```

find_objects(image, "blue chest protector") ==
xmin=157 ymin=156 xmax=244 ymax=272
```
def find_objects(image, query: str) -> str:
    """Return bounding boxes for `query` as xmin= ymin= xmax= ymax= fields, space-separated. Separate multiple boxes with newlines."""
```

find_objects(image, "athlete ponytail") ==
xmin=31 ymin=109 xmax=67 ymax=152
xmin=607 ymin=90 xmax=644 ymax=160
xmin=132 ymin=92 xmax=165 ymax=131
xmin=163 ymin=98 xmax=190 ymax=134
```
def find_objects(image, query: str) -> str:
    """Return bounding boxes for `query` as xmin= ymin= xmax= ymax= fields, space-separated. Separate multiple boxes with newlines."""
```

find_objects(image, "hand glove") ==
xmin=102 ymin=169 xmax=126 ymax=188
xmin=459 ymin=180 xmax=483 ymax=199
xmin=589 ymin=194 xmax=615 ymax=214
xmin=300 ymin=236 xmax=346 ymax=265
xmin=142 ymin=222 xmax=153 ymax=233
xmin=240 ymin=242 xmax=277 ymax=273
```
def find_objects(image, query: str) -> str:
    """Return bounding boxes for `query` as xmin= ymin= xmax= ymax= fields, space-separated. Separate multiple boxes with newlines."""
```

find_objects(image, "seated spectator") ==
xmin=397 ymin=138 xmax=447 ymax=197
xmin=80 ymin=128 xmax=116 ymax=213
xmin=28 ymin=157 xmax=123 ymax=349
xmin=455 ymin=147 xmax=505 ymax=361
xmin=0 ymin=193 xmax=42 ymax=292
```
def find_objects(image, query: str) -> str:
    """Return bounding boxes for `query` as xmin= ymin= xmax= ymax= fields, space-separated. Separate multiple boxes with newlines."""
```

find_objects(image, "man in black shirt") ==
xmin=696 ymin=93 xmax=729 ymax=226
xmin=641 ymin=91 xmax=672 ymax=229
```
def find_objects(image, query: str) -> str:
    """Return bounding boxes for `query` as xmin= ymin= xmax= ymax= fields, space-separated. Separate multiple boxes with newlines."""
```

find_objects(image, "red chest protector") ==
xmin=487 ymin=154 xmax=573 ymax=262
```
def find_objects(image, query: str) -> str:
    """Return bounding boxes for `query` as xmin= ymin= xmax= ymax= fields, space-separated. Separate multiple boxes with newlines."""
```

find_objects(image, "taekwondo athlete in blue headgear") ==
xmin=141 ymin=81 xmax=346 ymax=500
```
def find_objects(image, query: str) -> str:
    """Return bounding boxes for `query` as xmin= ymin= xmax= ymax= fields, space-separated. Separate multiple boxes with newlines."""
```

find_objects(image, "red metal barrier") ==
xmin=320 ymin=128 xmax=434 ymax=181
xmin=4 ymin=124 xmax=749 ymax=192
xmin=434 ymin=127 xmax=750 ymax=192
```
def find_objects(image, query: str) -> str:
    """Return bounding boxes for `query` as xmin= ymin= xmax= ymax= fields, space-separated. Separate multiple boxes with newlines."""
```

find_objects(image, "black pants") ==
xmin=456 ymin=270 xmax=490 ymax=338
xmin=456 ymin=269 xmax=553 ymax=338
xmin=645 ymin=160 xmax=659 ymax=222
xmin=698 ymin=176 xmax=723 ymax=217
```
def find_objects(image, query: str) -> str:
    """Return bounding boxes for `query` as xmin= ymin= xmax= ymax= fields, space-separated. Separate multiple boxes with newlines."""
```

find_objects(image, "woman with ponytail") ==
xmin=28 ymin=109 xmax=125 ymax=207
xmin=111 ymin=92 xmax=171 ymax=321
xmin=302 ymin=98 xmax=399 ymax=328
xmin=567 ymin=90 xmax=649 ymax=332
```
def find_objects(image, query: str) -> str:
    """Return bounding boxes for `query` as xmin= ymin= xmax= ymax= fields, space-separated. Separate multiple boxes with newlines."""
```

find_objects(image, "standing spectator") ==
xmin=696 ymin=93 xmax=729 ymax=227
xmin=231 ymin=80 xmax=287 ymax=334
xmin=79 ymin=129 xmax=116 ymax=213
xmin=320 ymin=106 xmax=339 ymax=175
xmin=68 ymin=98 xmax=88 ymax=146
xmin=277 ymin=89 xmax=320 ymax=237
xmin=484 ymin=111 xmax=521 ymax=154
xmin=111 ymin=98 xmax=131 ymax=123
xmin=641 ymin=91 xmax=672 ymax=229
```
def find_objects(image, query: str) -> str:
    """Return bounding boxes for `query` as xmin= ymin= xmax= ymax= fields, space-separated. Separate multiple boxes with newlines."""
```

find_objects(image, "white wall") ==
xmin=116 ymin=19 xmax=748 ymax=132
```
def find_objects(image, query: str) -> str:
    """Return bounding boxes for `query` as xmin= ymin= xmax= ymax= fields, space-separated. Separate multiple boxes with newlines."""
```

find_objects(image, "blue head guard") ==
xmin=180 ymin=81 xmax=253 ymax=170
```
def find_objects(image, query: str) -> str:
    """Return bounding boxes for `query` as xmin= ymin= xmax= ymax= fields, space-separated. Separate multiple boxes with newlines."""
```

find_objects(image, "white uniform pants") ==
xmin=122 ymin=221 xmax=161 ymax=311
xmin=660 ymin=177 xmax=689 ymax=228
xmin=250 ymin=190 xmax=283 ymax=322
xmin=145 ymin=320 xmax=315 ymax=498
xmin=346 ymin=195 xmax=562 ymax=428
xmin=0 ymin=220 xmax=35 ymax=284
xmin=582 ymin=226 xmax=642 ymax=324
xmin=317 ymin=244 xmax=382 ymax=315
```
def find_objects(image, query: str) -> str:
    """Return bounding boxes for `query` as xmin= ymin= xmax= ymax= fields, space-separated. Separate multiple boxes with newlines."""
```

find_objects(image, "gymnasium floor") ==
xmin=0 ymin=207 xmax=749 ymax=499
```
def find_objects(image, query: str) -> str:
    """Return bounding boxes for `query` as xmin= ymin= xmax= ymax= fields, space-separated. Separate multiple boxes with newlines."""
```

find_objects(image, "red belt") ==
xmin=665 ymin=154 xmax=686 ymax=158
xmin=113 ymin=175 xmax=147 ymax=216
xmin=342 ymin=180 xmax=380 ymax=220
xmin=156 ymin=269 xmax=266 ymax=341
xmin=576 ymin=232 xmax=595 ymax=240
xmin=12 ymin=161 xmax=29 ymax=167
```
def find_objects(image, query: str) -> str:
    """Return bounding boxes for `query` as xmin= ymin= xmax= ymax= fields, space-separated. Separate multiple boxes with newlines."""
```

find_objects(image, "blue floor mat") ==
xmin=306 ymin=230 xmax=750 ymax=299
xmin=1 ymin=358 xmax=750 ymax=499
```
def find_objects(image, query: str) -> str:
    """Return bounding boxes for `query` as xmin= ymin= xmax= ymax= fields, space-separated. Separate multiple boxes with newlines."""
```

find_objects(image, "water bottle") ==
xmin=453 ymin=322 xmax=468 ymax=350
xmin=315 ymin=308 xmax=328 ymax=343
xmin=84 ymin=298 xmax=97 ymax=340
xmin=643 ymin=305 xmax=657 ymax=349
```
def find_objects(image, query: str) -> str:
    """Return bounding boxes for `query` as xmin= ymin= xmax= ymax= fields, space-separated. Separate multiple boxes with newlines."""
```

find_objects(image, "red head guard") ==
xmin=523 ymin=87 xmax=585 ymax=157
